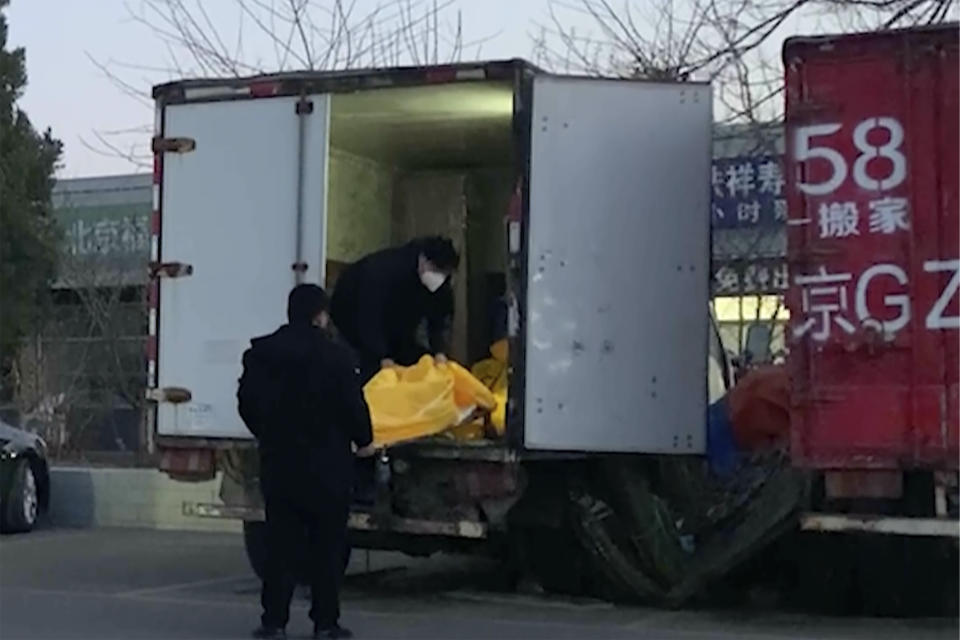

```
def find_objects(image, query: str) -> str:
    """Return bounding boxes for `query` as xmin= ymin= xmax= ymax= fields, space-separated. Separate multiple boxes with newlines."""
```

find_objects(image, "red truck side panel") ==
xmin=784 ymin=26 xmax=959 ymax=470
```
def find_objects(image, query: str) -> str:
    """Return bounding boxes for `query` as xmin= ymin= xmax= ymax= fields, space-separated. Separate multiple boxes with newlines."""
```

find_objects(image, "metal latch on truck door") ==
xmin=149 ymin=261 xmax=194 ymax=279
xmin=295 ymin=98 xmax=313 ymax=115
xmin=151 ymin=136 xmax=196 ymax=154
xmin=145 ymin=387 xmax=193 ymax=404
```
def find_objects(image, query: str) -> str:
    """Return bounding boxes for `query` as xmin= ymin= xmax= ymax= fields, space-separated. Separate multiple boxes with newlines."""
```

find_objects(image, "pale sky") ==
xmin=8 ymin=0 xmax=553 ymax=177
xmin=10 ymin=0 xmax=929 ymax=178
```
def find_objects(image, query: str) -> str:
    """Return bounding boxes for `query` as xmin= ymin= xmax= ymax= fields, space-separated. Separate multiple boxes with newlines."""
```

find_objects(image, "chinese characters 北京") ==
xmin=65 ymin=216 xmax=150 ymax=256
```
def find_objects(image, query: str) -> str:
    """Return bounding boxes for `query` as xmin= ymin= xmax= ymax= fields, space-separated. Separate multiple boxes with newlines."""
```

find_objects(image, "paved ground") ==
xmin=0 ymin=528 xmax=956 ymax=640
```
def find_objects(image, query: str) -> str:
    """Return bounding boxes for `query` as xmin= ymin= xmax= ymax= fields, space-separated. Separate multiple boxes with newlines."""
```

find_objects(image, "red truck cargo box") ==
xmin=784 ymin=26 xmax=959 ymax=470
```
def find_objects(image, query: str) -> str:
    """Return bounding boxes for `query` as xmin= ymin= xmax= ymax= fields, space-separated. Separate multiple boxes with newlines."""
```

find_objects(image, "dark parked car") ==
xmin=0 ymin=419 xmax=49 ymax=533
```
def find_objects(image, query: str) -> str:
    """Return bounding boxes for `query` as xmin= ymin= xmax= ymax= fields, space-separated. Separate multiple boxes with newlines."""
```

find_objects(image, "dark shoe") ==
xmin=314 ymin=624 xmax=353 ymax=639
xmin=252 ymin=625 xmax=286 ymax=639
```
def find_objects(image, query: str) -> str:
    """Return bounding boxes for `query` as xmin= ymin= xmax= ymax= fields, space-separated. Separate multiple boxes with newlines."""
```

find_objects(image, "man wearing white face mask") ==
xmin=331 ymin=236 xmax=459 ymax=383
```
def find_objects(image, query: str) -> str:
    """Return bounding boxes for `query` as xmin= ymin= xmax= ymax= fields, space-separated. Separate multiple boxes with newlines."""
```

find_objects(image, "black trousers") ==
xmin=261 ymin=491 xmax=349 ymax=629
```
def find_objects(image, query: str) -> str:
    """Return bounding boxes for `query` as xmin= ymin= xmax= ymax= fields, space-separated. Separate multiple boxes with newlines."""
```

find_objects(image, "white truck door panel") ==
xmin=157 ymin=96 xmax=330 ymax=438
xmin=524 ymin=77 xmax=711 ymax=453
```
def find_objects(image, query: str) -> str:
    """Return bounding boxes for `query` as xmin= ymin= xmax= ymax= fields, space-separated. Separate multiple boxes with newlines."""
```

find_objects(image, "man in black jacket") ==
xmin=331 ymin=236 xmax=459 ymax=382
xmin=239 ymin=284 xmax=374 ymax=640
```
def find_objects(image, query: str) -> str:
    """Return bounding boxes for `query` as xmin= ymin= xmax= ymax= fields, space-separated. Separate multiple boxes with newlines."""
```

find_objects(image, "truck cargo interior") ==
xmin=324 ymin=80 xmax=516 ymax=439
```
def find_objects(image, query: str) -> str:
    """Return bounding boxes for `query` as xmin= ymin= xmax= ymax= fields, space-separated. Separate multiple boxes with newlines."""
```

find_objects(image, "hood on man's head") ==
xmin=287 ymin=284 xmax=329 ymax=325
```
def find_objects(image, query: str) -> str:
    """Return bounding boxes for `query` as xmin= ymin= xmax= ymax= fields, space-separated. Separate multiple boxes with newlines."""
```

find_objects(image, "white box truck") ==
xmin=148 ymin=60 xmax=786 ymax=603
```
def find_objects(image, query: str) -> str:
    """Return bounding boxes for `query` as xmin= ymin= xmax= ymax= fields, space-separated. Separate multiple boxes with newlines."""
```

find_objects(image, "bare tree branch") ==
xmin=289 ymin=0 xmax=316 ymax=68
xmin=90 ymin=0 xmax=486 ymax=168
xmin=79 ymin=132 xmax=152 ymax=170
xmin=538 ymin=0 xmax=957 ymax=359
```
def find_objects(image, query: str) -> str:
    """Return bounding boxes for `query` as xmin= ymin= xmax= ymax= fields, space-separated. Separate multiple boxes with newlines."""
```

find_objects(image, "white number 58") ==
xmin=795 ymin=117 xmax=907 ymax=196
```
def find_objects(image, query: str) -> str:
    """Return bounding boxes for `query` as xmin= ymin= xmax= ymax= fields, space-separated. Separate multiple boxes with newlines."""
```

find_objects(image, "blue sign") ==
xmin=712 ymin=155 xmax=785 ymax=229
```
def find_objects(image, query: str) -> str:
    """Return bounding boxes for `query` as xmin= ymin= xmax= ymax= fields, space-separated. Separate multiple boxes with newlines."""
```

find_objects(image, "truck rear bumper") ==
xmin=801 ymin=512 xmax=959 ymax=537
xmin=183 ymin=502 xmax=488 ymax=539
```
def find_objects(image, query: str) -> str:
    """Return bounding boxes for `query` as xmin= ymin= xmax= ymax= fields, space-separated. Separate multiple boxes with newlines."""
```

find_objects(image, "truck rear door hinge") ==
xmin=295 ymin=98 xmax=314 ymax=115
xmin=149 ymin=261 xmax=194 ymax=279
xmin=152 ymin=136 xmax=196 ymax=154
xmin=146 ymin=387 xmax=193 ymax=404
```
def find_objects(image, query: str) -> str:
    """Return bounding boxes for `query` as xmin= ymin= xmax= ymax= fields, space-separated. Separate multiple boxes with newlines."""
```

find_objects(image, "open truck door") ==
xmin=521 ymin=76 xmax=712 ymax=453
xmin=152 ymin=94 xmax=330 ymax=440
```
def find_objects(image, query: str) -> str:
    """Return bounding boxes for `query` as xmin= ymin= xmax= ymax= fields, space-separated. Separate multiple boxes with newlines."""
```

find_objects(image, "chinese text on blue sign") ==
xmin=712 ymin=156 xmax=785 ymax=229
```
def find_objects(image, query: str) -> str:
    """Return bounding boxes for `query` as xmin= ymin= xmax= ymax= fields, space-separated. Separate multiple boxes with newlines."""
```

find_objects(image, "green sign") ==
xmin=55 ymin=203 xmax=150 ymax=258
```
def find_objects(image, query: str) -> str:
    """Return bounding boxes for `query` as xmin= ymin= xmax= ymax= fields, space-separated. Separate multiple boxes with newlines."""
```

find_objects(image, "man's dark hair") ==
xmin=418 ymin=236 xmax=460 ymax=271
xmin=287 ymin=283 xmax=329 ymax=324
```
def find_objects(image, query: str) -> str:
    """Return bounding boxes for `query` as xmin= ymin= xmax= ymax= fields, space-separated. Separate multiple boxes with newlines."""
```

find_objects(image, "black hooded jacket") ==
xmin=331 ymin=240 xmax=453 ymax=374
xmin=237 ymin=323 xmax=373 ymax=501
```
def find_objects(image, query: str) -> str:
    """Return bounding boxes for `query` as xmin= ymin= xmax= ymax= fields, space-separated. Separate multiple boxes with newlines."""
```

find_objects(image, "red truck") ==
xmin=784 ymin=25 xmax=959 ymax=536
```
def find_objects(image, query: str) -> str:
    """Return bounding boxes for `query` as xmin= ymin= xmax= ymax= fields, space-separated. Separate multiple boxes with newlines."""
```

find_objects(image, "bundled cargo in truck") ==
xmin=363 ymin=356 xmax=496 ymax=446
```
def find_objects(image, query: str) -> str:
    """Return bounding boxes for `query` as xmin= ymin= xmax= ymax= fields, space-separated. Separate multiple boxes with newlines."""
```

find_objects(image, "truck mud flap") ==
xmin=218 ymin=449 xmax=263 ymax=511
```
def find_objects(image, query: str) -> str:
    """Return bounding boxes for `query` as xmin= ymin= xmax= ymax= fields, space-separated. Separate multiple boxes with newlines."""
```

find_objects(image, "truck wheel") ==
xmin=2 ymin=460 xmax=40 ymax=533
xmin=243 ymin=520 xmax=267 ymax=580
